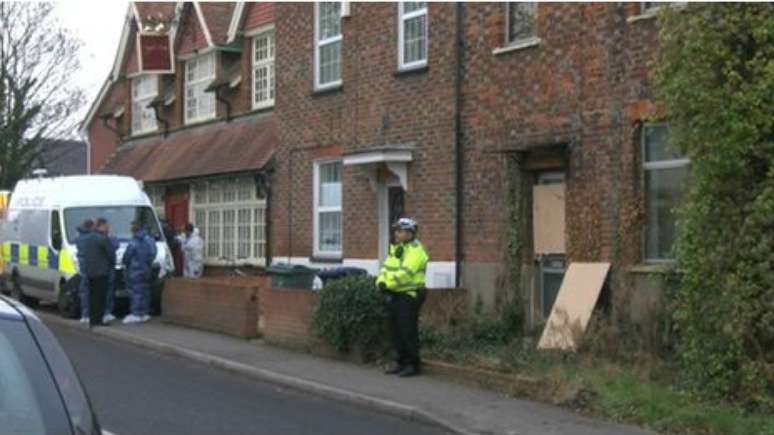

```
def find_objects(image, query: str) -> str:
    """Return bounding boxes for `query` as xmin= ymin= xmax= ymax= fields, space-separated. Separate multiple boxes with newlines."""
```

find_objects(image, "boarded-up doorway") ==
xmin=533 ymin=171 xmax=566 ymax=319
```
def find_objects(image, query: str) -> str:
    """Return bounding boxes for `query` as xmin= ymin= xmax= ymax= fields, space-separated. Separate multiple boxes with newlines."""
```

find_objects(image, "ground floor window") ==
xmin=144 ymin=185 xmax=166 ymax=219
xmin=642 ymin=123 xmax=689 ymax=261
xmin=190 ymin=176 xmax=267 ymax=266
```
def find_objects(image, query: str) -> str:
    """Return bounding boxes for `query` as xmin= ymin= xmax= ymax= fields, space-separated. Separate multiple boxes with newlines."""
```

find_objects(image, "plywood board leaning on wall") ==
xmin=533 ymin=183 xmax=565 ymax=255
xmin=538 ymin=262 xmax=611 ymax=350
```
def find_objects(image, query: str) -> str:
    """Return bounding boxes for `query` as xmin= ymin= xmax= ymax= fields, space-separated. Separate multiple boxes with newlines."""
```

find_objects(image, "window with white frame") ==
xmin=314 ymin=161 xmax=342 ymax=257
xmin=131 ymin=75 xmax=158 ymax=135
xmin=506 ymin=2 xmax=537 ymax=45
xmin=185 ymin=52 xmax=216 ymax=124
xmin=642 ymin=2 xmax=675 ymax=12
xmin=253 ymin=30 xmax=275 ymax=109
xmin=642 ymin=123 xmax=689 ymax=261
xmin=191 ymin=177 xmax=267 ymax=265
xmin=398 ymin=2 xmax=428 ymax=70
xmin=144 ymin=185 xmax=166 ymax=219
xmin=314 ymin=2 xmax=342 ymax=89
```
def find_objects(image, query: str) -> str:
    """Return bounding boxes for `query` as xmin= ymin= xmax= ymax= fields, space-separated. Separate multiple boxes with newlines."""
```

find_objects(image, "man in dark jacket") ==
xmin=122 ymin=221 xmax=157 ymax=324
xmin=96 ymin=221 xmax=120 ymax=324
xmin=79 ymin=218 xmax=116 ymax=327
xmin=74 ymin=219 xmax=95 ymax=324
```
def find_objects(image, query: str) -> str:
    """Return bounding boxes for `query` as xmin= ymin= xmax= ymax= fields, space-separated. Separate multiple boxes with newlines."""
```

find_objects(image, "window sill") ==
xmin=310 ymin=256 xmax=343 ymax=264
xmin=627 ymin=11 xmax=658 ymax=23
xmin=129 ymin=129 xmax=160 ymax=139
xmin=184 ymin=116 xmax=218 ymax=127
xmin=311 ymin=85 xmax=343 ymax=97
xmin=252 ymin=102 xmax=275 ymax=111
xmin=628 ymin=262 xmax=674 ymax=274
xmin=628 ymin=3 xmax=687 ymax=23
xmin=493 ymin=37 xmax=542 ymax=56
xmin=394 ymin=65 xmax=429 ymax=77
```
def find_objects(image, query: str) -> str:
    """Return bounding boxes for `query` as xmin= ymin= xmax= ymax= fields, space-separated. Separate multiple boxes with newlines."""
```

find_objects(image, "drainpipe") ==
xmin=453 ymin=3 xmax=465 ymax=288
xmin=150 ymin=104 xmax=170 ymax=138
xmin=255 ymin=168 xmax=273 ymax=267
xmin=214 ymin=86 xmax=232 ymax=122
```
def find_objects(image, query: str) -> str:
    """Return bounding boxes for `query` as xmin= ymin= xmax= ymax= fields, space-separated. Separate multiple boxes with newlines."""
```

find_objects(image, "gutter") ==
xmin=454 ymin=3 xmax=465 ymax=288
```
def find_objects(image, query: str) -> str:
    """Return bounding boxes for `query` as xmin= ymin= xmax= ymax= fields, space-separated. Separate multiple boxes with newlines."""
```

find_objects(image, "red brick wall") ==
xmin=162 ymin=276 xmax=266 ymax=338
xmin=271 ymin=2 xmax=458 ymax=262
xmin=459 ymin=3 xmax=661 ymax=302
xmin=177 ymin=3 xmax=209 ymax=56
xmin=244 ymin=2 xmax=274 ymax=30
xmin=258 ymin=287 xmax=319 ymax=347
xmin=87 ymin=79 xmax=130 ymax=172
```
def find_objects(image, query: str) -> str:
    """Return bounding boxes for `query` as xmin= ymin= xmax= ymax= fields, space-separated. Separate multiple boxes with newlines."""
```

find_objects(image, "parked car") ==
xmin=0 ymin=295 xmax=103 ymax=435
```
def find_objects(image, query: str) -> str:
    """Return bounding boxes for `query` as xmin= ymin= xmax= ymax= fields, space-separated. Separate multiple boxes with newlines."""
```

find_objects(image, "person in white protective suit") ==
xmin=178 ymin=223 xmax=204 ymax=278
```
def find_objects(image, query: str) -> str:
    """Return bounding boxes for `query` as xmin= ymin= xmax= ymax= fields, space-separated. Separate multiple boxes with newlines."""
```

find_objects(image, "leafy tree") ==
xmin=655 ymin=3 xmax=774 ymax=408
xmin=0 ymin=2 xmax=84 ymax=189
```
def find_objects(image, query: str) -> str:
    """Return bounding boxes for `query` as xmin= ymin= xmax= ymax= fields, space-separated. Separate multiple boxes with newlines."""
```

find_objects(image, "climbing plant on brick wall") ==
xmin=655 ymin=3 xmax=774 ymax=409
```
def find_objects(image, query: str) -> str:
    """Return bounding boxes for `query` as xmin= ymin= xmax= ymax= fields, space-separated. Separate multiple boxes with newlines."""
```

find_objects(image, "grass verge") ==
xmin=421 ymin=320 xmax=774 ymax=435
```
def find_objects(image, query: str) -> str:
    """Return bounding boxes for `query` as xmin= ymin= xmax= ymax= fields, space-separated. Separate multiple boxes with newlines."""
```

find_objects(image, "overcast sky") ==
xmin=53 ymin=0 xmax=129 ymax=124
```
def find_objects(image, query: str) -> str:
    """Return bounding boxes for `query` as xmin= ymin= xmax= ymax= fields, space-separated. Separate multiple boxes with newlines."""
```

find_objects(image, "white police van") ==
xmin=1 ymin=175 xmax=174 ymax=317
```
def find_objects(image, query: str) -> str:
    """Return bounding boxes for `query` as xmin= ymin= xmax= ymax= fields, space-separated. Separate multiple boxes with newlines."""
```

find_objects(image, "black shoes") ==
xmin=384 ymin=363 xmax=404 ymax=375
xmin=398 ymin=365 xmax=419 ymax=377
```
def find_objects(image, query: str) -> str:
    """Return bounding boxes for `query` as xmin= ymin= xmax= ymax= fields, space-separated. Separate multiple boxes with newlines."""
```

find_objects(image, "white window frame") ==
xmin=190 ymin=177 xmax=267 ymax=266
xmin=252 ymin=29 xmax=275 ymax=110
xmin=505 ymin=2 xmax=538 ymax=46
xmin=131 ymin=74 xmax=158 ymax=135
xmin=314 ymin=2 xmax=343 ymax=91
xmin=641 ymin=122 xmax=690 ymax=263
xmin=398 ymin=2 xmax=428 ymax=71
xmin=144 ymin=185 xmax=166 ymax=219
xmin=184 ymin=52 xmax=217 ymax=124
xmin=313 ymin=160 xmax=343 ymax=259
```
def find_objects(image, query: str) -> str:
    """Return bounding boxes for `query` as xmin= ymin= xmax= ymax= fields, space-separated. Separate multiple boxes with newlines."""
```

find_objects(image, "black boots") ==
xmin=384 ymin=363 xmax=404 ymax=375
xmin=384 ymin=363 xmax=420 ymax=377
xmin=398 ymin=365 xmax=419 ymax=377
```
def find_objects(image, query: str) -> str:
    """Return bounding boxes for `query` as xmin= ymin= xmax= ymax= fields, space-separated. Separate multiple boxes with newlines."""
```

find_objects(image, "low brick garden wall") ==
xmin=162 ymin=276 xmax=268 ymax=338
xmin=258 ymin=286 xmax=468 ymax=351
xmin=258 ymin=287 xmax=320 ymax=348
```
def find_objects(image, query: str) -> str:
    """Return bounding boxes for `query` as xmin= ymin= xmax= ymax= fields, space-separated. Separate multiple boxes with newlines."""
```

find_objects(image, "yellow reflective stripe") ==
xmin=1 ymin=242 xmax=9 ymax=262
xmin=59 ymin=249 xmax=76 ymax=275
xmin=37 ymin=247 xmax=48 ymax=270
xmin=19 ymin=244 xmax=29 ymax=265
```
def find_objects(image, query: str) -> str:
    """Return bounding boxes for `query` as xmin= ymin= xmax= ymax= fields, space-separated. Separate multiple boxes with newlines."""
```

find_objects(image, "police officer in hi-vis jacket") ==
xmin=377 ymin=218 xmax=429 ymax=377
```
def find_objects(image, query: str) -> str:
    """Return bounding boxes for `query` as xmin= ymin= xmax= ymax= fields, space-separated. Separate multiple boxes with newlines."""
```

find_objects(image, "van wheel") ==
xmin=11 ymin=274 xmax=39 ymax=308
xmin=57 ymin=278 xmax=80 ymax=319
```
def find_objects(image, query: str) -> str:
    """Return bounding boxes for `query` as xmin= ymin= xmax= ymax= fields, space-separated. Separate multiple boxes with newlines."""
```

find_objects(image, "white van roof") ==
xmin=9 ymin=175 xmax=150 ymax=209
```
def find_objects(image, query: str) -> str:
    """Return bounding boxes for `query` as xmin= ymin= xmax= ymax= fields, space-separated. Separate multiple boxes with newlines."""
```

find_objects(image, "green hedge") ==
xmin=313 ymin=274 xmax=389 ymax=355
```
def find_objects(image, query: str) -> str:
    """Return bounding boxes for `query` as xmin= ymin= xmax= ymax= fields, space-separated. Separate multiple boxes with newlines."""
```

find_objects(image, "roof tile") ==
xmin=101 ymin=115 xmax=275 ymax=182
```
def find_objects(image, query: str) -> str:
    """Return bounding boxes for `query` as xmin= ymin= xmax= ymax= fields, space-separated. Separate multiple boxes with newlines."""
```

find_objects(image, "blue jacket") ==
xmin=78 ymin=231 xmax=116 ymax=278
xmin=122 ymin=230 xmax=157 ymax=284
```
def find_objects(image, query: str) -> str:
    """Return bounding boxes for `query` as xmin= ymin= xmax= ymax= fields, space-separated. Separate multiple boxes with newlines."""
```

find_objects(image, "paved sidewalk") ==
xmin=40 ymin=313 xmax=654 ymax=435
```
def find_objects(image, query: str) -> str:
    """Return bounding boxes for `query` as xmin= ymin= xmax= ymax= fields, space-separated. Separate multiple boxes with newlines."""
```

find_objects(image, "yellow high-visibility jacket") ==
xmin=376 ymin=240 xmax=429 ymax=298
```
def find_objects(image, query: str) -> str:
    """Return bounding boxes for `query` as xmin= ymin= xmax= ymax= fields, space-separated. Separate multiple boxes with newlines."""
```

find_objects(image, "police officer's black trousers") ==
xmin=387 ymin=292 xmax=421 ymax=367
xmin=87 ymin=275 xmax=108 ymax=327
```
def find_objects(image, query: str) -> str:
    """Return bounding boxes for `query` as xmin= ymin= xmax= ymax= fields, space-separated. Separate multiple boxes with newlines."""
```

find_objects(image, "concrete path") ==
xmin=39 ymin=311 xmax=655 ymax=435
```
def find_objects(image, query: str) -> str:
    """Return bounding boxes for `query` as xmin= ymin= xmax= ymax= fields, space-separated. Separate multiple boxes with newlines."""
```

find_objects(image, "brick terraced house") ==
xmin=85 ymin=2 xmax=687 ymax=324
xmin=82 ymin=2 xmax=278 ymax=270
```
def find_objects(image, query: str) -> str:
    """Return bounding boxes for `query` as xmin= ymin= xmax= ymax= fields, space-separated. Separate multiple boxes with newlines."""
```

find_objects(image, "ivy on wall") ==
xmin=655 ymin=3 xmax=774 ymax=408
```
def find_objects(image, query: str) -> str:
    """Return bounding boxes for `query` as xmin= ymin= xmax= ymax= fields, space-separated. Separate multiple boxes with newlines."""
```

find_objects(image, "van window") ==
xmin=64 ymin=206 xmax=161 ymax=243
xmin=17 ymin=210 xmax=49 ymax=246
xmin=50 ymin=211 xmax=62 ymax=251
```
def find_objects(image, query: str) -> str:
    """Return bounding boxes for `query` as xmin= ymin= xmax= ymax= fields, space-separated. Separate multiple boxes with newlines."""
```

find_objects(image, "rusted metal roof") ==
xmin=100 ymin=114 xmax=275 ymax=182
